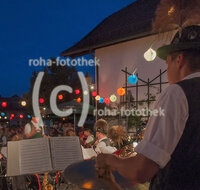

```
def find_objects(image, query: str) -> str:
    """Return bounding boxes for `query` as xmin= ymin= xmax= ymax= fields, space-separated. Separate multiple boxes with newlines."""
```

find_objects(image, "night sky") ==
xmin=0 ymin=0 xmax=135 ymax=97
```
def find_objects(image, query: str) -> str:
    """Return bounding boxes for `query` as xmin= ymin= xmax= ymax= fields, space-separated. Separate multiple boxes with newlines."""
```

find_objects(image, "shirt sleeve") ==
xmin=135 ymin=84 xmax=189 ymax=168
xmin=24 ymin=123 xmax=31 ymax=135
xmin=98 ymin=142 xmax=117 ymax=154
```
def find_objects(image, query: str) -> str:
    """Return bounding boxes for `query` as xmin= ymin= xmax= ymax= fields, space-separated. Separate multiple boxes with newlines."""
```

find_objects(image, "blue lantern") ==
xmin=27 ymin=115 xmax=31 ymax=119
xmin=128 ymin=74 xmax=138 ymax=84
xmin=99 ymin=98 xmax=104 ymax=103
xmin=1 ymin=112 xmax=5 ymax=117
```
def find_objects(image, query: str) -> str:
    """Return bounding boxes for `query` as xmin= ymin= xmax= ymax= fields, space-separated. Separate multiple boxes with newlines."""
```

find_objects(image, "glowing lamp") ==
xmin=77 ymin=98 xmax=81 ymax=103
xmin=10 ymin=117 xmax=13 ymax=120
xmin=39 ymin=98 xmax=44 ymax=104
xmin=21 ymin=101 xmax=27 ymax=106
xmin=11 ymin=114 xmax=15 ymax=118
xmin=104 ymin=98 xmax=110 ymax=104
xmin=84 ymin=90 xmax=88 ymax=95
xmin=1 ymin=112 xmax=5 ymax=117
xmin=90 ymin=85 xmax=94 ymax=90
xmin=82 ymin=181 xmax=93 ymax=189
xmin=95 ymin=95 xmax=100 ymax=101
xmin=19 ymin=114 xmax=23 ymax=119
xmin=4 ymin=116 xmax=7 ymax=119
xmin=58 ymin=94 xmax=63 ymax=100
xmin=117 ymin=87 xmax=125 ymax=96
xmin=110 ymin=95 xmax=117 ymax=102
xmin=2 ymin=102 xmax=7 ymax=107
xmin=144 ymin=48 xmax=157 ymax=61
xmin=75 ymin=89 xmax=80 ymax=95
xmin=62 ymin=118 xmax=66 ymax=121
xmin=128 ymin=74 xmax=138 ymax=84
xmin=28 ymin=115 xmax=31 ymax=119
xmin=99 ymin=98 xmax=104 ymax=103
xmin=92 ymin=91 xmax=97 ymax=97
xmin=0 ymin=116 xmax=1 ymax=119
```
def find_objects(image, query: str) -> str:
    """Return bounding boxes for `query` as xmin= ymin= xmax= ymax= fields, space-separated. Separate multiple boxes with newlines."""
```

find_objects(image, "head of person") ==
xmin=83 ymin=128 xmax=92 ymax=136
xmin=31 ymin=116 xmax=39 ymax=123
xmin=94 ymin=119 xmax=108 ymax=140
xmin=157 ymin=25 xmax=200 ymax=84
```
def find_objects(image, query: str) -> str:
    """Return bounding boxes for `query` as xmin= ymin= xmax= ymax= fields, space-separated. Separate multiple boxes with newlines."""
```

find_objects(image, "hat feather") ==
xmin=153 ymin=0 xmax=200 ymax=33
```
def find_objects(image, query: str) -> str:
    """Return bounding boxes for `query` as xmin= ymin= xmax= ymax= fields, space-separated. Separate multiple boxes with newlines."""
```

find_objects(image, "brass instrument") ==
xmin=42 ymin=172 xmax=53 ymax=190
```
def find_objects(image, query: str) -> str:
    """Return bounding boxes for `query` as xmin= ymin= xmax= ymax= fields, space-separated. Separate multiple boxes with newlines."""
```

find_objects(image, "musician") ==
xmin=94 ymin=119 xmax=116 ymax=154
xmin=24 ymin=116 xmax=44 ymax=139
xmin=96 ymin=25 xmax=200 ymax=190
xmin=83 ymin=128 xmax=95 ymax=148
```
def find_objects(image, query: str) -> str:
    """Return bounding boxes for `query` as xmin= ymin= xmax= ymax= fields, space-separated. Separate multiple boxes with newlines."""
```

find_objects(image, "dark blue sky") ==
xmin=0 ymin=0 xmax=135 ymax=97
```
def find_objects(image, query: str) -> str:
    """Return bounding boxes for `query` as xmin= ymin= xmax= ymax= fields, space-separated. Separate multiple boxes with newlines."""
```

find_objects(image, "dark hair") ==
xmin=170 ymin=50 xmax=200 ymax=71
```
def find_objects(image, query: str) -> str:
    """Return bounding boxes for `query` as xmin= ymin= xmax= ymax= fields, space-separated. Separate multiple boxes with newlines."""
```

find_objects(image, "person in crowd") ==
xmin=108 ymin=125 xmax=134 ymax=158
xmin=24 ymin=116 xmax=44 ymax=139
xmin=0 ymin=127 xmax=7 ymax=147
xmin=94 ymin=119 xmax=116 ymax=154
xmin=83 ymin=128 xmax=95 ymax=148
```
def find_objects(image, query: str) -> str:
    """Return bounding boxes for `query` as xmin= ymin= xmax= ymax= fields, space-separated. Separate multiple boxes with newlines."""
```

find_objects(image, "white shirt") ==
xmin=24 ymin=121 xmax=44 ymax=135
xmin=135 ymin=72 xmax=200 ymax=168
xmin=95 ymin=137 xmax=117 ymax=154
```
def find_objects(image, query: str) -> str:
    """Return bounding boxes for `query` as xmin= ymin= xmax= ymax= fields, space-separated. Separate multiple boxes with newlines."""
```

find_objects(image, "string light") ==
xmin=95 ymin=95 xmax=100 ymax=101
xmin=117 ymin=87 xmax=125 ymax=96
xmin=58 ymin=94 xmax=63 ymax=100
xmin=75 ymin=89 xmax=80 ymax=95
xmin=2 ymin=102 xmax=7 ymax=107
xmin=110 ymin=95 xmax=117 ymax=102
xmin=21 ymin=101 xmax=27 ymax=106
xmin=99 ymin=98 xmax=104 ymax=103
xmin=144 ymin=48 xmax=157 ymax=61
xmin=39 ymin=98 xmax=44 ymax=104
xmin=77 ymin=98 xmax=81 ymax=103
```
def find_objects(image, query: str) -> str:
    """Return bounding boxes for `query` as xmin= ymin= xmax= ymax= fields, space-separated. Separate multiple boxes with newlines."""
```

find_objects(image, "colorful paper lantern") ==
xmin=19 ymin=114 xmax=23 ymax=119
xmin=117 ymin=87 xmax=125 ymax=96
xmin=1 ymin=112 xmax=5 ymax=117
xmin=75 ymin=89 xmax=80 ymax=95
xmin=11 ymin=114 xmax=15 ymax=118
xmin=2 ymin=102 xmax=7 ymax=107
xmin=99 ymin=98 xmax=104 ymax=103
xmin=39 ymin=98 xmax=44 ymax=104
xmin=58 ymin=94 xmax=63 ymax=100
xmin=110 ymin=95 xmax=117 ymax=102
xmin=144 ymin=48 xmax=157 ymax=61
xmin=28 ymin=115 xmax=31 ymax=119
xmin=128 ymin=74 xmax=138 ymax=84
xmin=92 ymin=91 xmax=97 ymax=97
xmin=77 ymin=98 xmax=81 ymax=103
xmin=104 ymin=98 xmax=110 ymax=104
xmin=95 ymin=95 xmax=100 ymax=101
xmin=21 ymin=101 xmax=27 ymax=106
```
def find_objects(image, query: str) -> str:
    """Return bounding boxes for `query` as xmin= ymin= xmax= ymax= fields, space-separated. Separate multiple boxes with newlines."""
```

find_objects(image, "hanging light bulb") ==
xmin=128 ymin=74 xmax=138 ymax=84
xmin=144 ymin=48 xmax=157 ymax=61
xmin=99 ymin=98 xmax=104 ymax=103
xmin=110 ymin=95 xmax=117 ymax=102
xmin=95 ymin=95 xmax=100 ymax=101
xmin=117 ymin=87 xmax=125 ymax=96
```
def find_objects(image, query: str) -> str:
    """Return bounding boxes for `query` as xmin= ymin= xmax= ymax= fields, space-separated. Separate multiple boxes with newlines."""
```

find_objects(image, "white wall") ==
xmin=95 ymin=32 xmax=175 ymax=102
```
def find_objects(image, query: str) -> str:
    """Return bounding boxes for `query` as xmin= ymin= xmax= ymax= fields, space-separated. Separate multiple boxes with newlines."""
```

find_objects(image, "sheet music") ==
xmin=7 ymin=141 xmax=20 ymax=176
xmin=50 ymin=136 xmax=83 ymax=171
xmin=81 ymin=146 xmax=97 ymax=160
xmin=20 ymin=138 xmax=52 ymax=175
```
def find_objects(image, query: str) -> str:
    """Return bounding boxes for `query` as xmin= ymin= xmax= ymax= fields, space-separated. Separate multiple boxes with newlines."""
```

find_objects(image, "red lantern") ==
xmin=77 ymin=98 xmax=81 ymax=103
xmin=117 ymin=87 xmax=125 ymax=96
xmin=92 ymin=91 xmax=97 ymax=97
xmin=2 ymin=102 xmax=7 ymax=107
xmin=39 ymin=98 xmax=44 ymax=104
xmin=11 ymin=114 xmax=15 ymax=118
xmin=75 ymin=89 xmax=80 ymax=95
xmin=58 ymin=94 xmax=63 ymax=100
xmin=20 ymin=114 xmax=23 ymax=119
xmin=104 ymin=98 xmax=110 ymax=104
